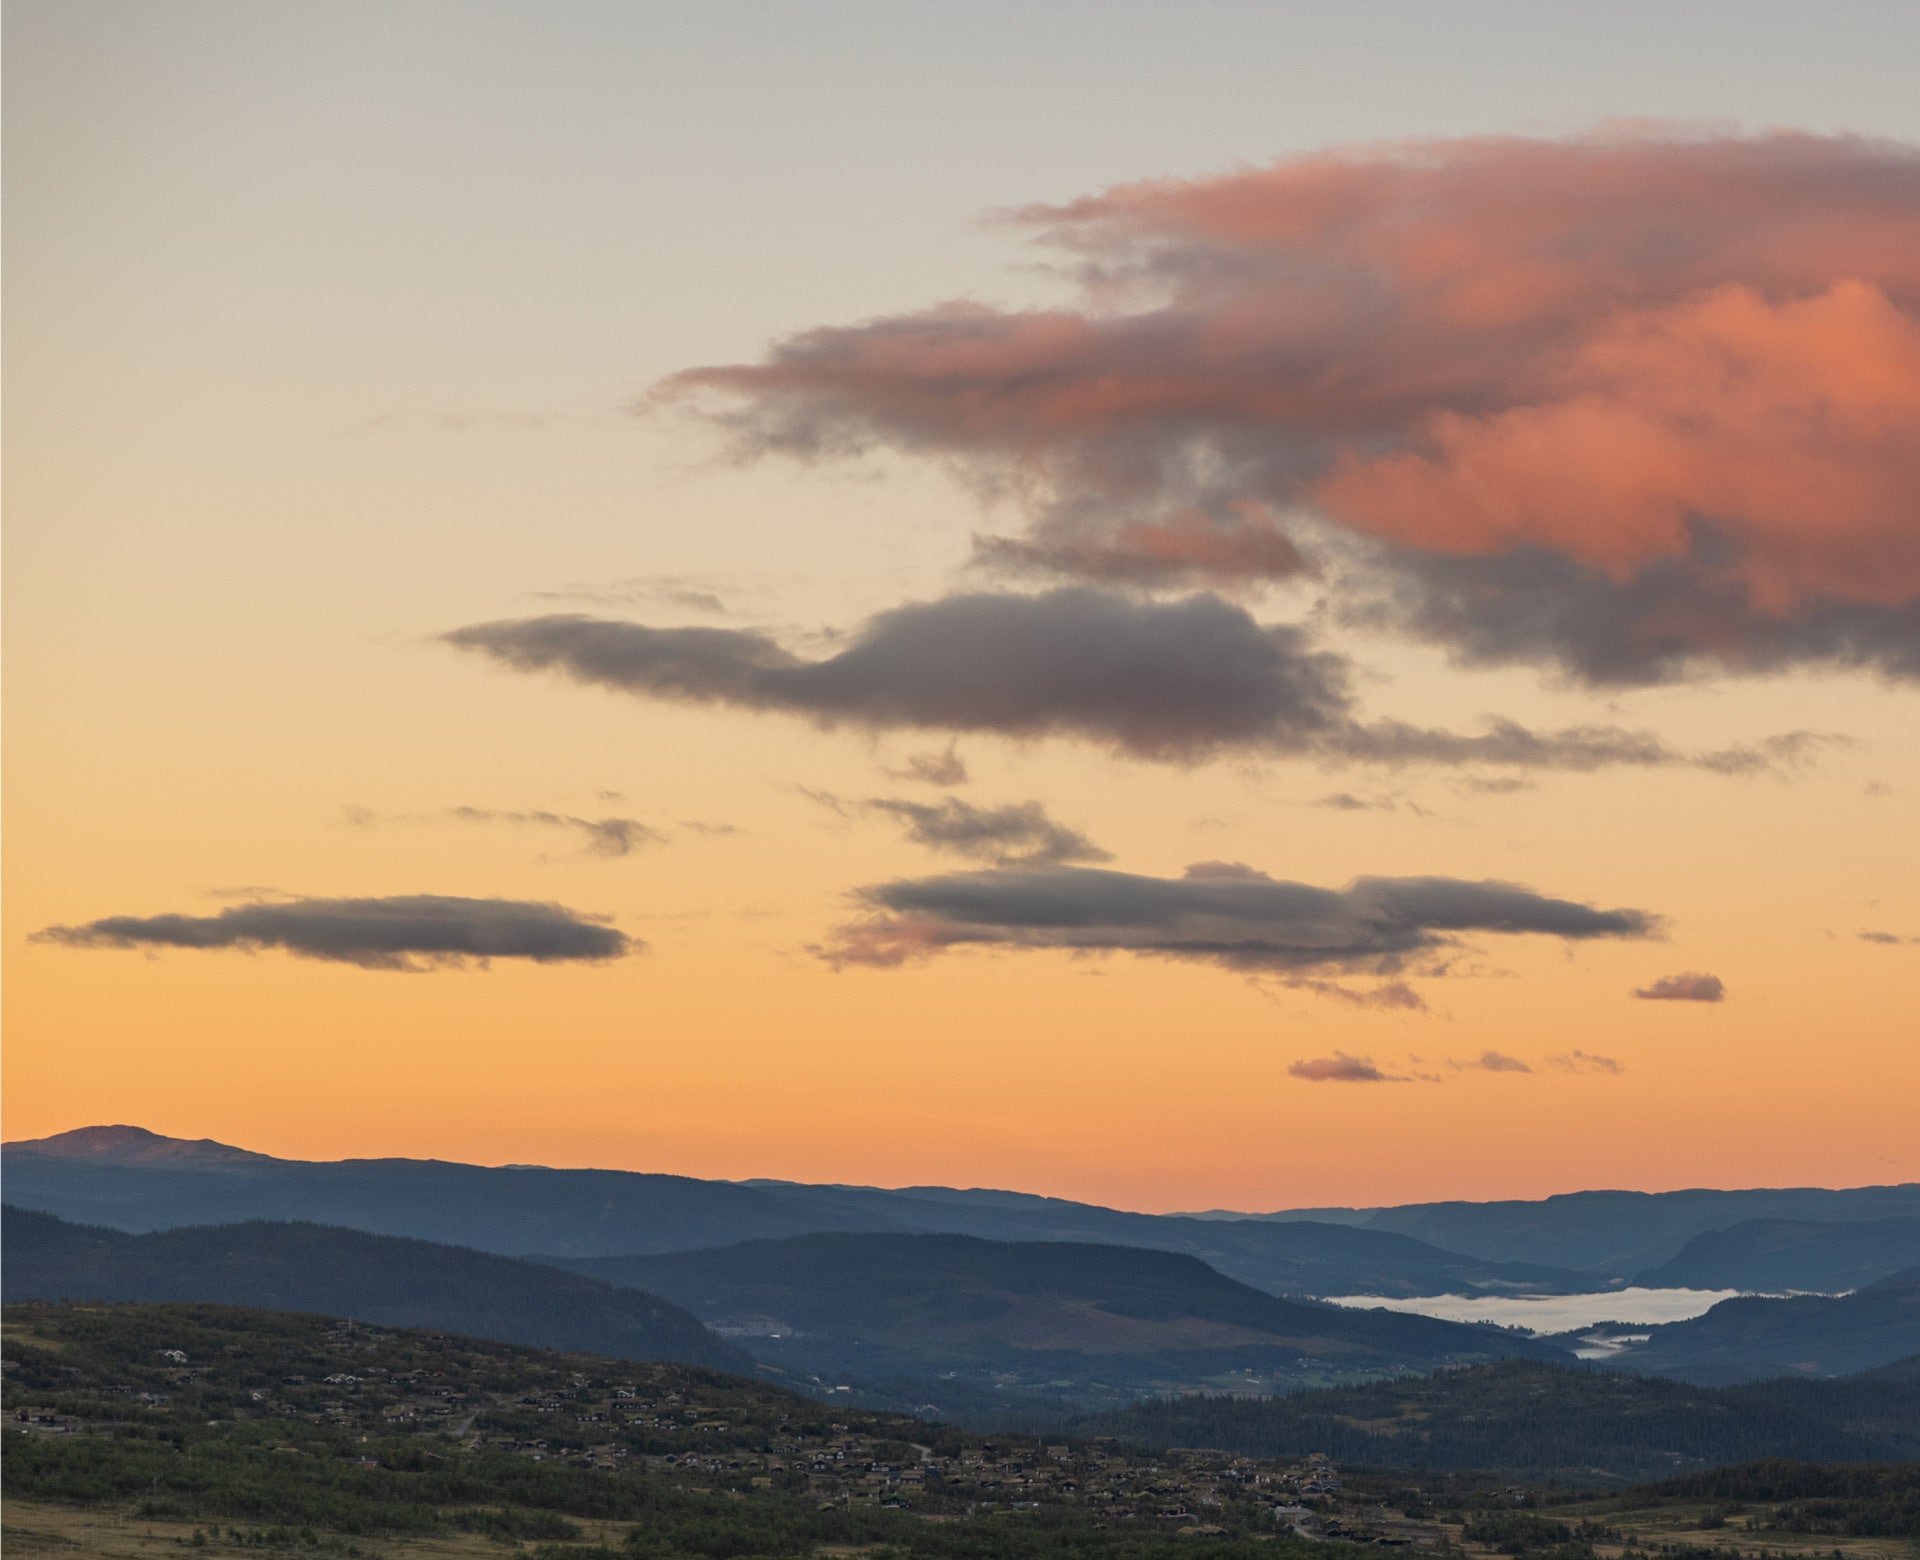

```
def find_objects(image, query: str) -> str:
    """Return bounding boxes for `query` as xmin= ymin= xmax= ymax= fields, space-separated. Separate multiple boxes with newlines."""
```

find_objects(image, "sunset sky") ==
xmin=7 ymin=1 xmax=1919 ymax=1211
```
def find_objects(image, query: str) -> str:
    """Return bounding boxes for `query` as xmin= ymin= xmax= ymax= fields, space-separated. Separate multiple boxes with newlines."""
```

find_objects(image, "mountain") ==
xmin=1634 ymin=1215 xmax=1920 ymax=1293
xmin=0 ymin=1206 xmax=748 ymax=1372
xmin=1601 ymin=1268 xmax=1920 ymax=1385
xmin=1253 ymin=1186 xmax=1920 ymax=1275
xmin=1071 ymin=1358 xmax=1920 ymax=1483
xmin=0 ymin=1126 xmax=1593 ymax=1297
xmin=549 ymin=1230 xmax=1567 ymax=1415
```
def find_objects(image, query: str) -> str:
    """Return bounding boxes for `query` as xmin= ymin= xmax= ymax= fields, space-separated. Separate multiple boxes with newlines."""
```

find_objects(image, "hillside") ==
xmin=1602 ymin=1269 xmax=1920 ymax=1385
xmin=1072 ymin=1358 xmax=1920 ymax=1483
xmin=0 ymin=1298 xmax=1371 ymax=1555
xmin=555 ymin=1230 xmax=1566 ymax=1414
xmin=1635 ymin=1216 xmax=1920 ymax=1293
xmin=1 ymin=1207 xmax=748 ymax=1371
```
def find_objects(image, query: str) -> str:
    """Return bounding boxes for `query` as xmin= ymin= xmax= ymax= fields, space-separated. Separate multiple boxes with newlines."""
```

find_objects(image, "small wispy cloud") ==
xmin=1546 ymin=1050 xmax=1624 ymax=1075
xmin=1450 ymin=1050 xmax=1533 ymax=1073
xmin=1632 ymin=971 xmax=1727 ymax=1002
xmin=1288 ymin=1052 xmax=1401 ymax=1083
xmin=885 ymin=742 xmax=969 ymax=787
xmin=347 ymin=805 xmax=670 ymax=859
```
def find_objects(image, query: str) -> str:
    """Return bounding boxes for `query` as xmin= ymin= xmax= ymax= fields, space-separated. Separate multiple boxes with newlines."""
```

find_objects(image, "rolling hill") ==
xmin=550 ymin=1230 xmax=1568 ymax=1413
xmin=1602 ymin=1268 xmax=1920 ymax=1385
xmin=0 ymin=1206 xmax=748 ymax=1371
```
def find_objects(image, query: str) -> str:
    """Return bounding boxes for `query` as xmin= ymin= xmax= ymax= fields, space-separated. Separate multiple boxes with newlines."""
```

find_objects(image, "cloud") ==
xmin=886 ymin=741 xmax=969 ymax=787
xmin=815 ymin=861 xmax=1658 ymax=983
xmin=661 ymin=130 xmax=1920 ymax=683
xmin=811 ymin=792 xmax=1109 ymax=867
xmin=1452 ymin=1050 xmax=1534 ymax=1073
xmin=1289 ymin=1053 xmax=1400 ymax=1083
xmin=1858 ymin=929 xmax=1919 ymax=945
xmin=1547 ymin=1050 xmax=1625 ymax=1075
xmin=1632 ymin=970 xmax=1727 ymax=1002
xmin=446 ymin=589 xmax=1817 ymax=772
xmin=32 ymin=894 xmax=633 ymax=971
xmin=1314 ymin=792 xmax=1390 ymax=812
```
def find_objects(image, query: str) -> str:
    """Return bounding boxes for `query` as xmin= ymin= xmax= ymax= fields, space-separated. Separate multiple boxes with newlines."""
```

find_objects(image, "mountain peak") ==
xmin=3 ymin=1124 xmax=273 ymax=1167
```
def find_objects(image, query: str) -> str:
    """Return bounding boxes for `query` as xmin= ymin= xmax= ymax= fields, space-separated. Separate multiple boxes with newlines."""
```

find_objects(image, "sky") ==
xmin=6 ymin=0 xmax=1919 ymax=1211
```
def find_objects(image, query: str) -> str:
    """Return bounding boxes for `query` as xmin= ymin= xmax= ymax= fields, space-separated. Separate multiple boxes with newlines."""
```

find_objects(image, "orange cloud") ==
xmin=668 ymin=131 xmax=1920 ymax=680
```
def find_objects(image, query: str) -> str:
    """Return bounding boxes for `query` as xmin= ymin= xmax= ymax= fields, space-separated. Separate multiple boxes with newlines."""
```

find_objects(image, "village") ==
xmin=4 ymin=1310 xmax=1447 ymax=1545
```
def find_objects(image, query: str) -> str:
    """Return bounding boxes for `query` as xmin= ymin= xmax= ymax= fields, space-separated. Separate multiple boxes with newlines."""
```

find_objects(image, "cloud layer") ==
xmin=34 ymin=895 xmax=633 ymax=971
xmin=665 ymin=131 xmax=1920 ymax=682
xmin=817 ymin=860 xmax=1658 ymax=977
xmin=447 ymin=589 xmax=1812 ymax=771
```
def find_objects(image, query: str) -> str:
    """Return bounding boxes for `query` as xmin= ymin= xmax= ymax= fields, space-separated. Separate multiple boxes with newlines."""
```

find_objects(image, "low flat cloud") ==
xmin=1633 ymin=970 xmax=1727 ymax=1002
xmin=662 ymin=130 xmax=1920 ymax=684
xmin=446 ymin=588 xmax=1818 ymax=772
xmin=811 ymin=793 xmax=1108 ymax=867
xmin=33 ymin=894 xmax=633 ymax=971
xmin=816 ymin=861 xmax=1659 ymax=987
xmin=1858 ymin=929 xmax=1919 ymax=945
xmin=1289 ymin=1053 xmax=1399 ymax=1083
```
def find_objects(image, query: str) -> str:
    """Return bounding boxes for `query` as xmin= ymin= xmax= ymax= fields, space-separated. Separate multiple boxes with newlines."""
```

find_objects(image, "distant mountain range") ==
xmin=1242 ymin=1185 xmax=1920 ymax=1274
xmin=1071 ymin=1356 xmax=1920 ymax=1482
xmin=549 ymin=1230 xmax=1563 ymax=1414
xmin=11 ymin=1124 xmax=1919 ymax=1295
xmin=0 ymin=1206 xmax=748 ymax=1372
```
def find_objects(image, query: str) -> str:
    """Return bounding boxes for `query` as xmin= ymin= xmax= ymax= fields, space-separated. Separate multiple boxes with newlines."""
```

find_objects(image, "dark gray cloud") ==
xmin=1288 ymin=1054 xmax=1401 ymax=1084
xmin=446 ymin=588 xmax=1818 ymax=773
xmin=1858 ymin=930 xmax=1919 ymax=946
xmin=33 ymin=894 xmax=633 ymax=971
xmin=817 ymin=861 xmax=1658 ymax=979
xmin=1632 ymin=970 xmax=1727 ymax=1002
xmin=812 ymin=793 xmax=1109 ymax=867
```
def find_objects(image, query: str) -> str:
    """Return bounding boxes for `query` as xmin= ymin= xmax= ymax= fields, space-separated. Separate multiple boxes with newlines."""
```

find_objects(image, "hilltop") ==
xmin=558 ymin=1230 xmax=1564 ymax=1414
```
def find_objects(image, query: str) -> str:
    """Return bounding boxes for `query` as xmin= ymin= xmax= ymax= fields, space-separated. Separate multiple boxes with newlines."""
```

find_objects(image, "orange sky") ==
xmin=6 ymin=5 xmax=1919 ymax=1210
